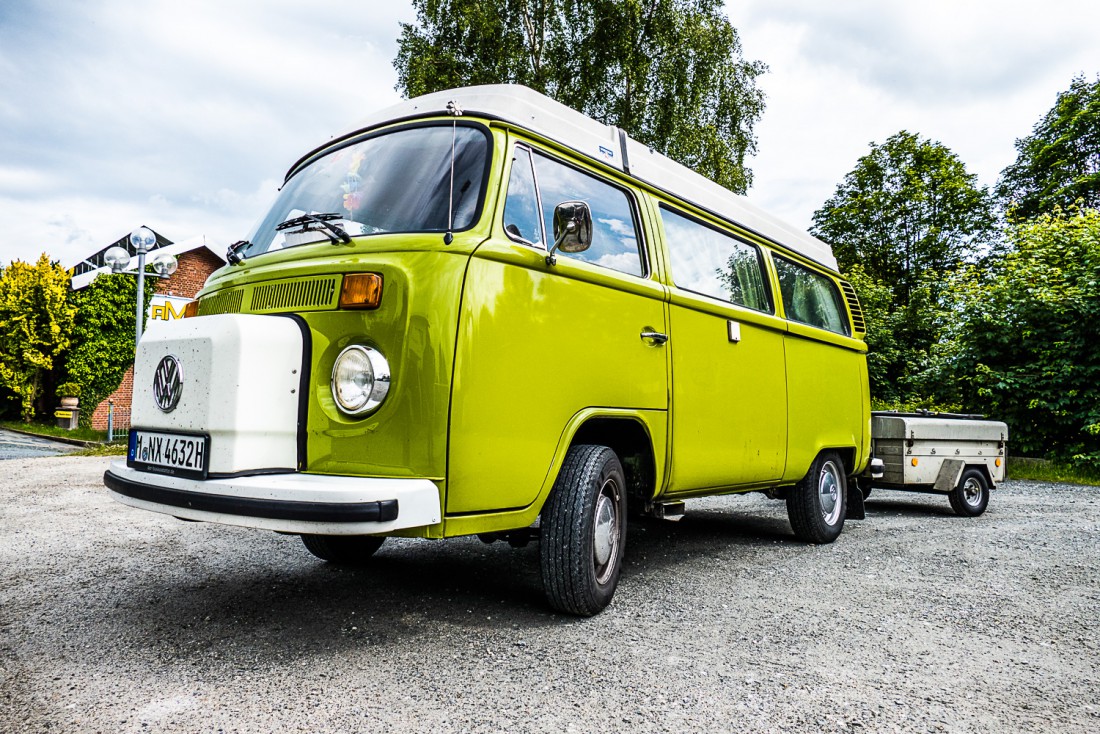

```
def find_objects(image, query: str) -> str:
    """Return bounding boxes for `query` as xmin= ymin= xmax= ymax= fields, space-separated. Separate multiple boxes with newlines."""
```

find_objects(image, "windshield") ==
xmin=243 ymin=124 xmax=490 ymax=257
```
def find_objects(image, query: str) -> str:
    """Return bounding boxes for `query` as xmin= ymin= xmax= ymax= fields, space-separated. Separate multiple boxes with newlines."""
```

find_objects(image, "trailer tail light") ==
xmin=911 ymin=458 xmax=919 ymax=467
xmin=340 ymin=273 xmax=383 ymax=309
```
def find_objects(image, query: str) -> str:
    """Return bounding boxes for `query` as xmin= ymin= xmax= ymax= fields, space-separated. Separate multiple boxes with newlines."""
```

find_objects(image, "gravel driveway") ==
xmin=1 ymin=456 xmax=1097 ymax=733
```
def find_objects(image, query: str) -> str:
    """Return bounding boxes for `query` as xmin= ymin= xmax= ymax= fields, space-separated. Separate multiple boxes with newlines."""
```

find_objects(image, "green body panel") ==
xmin=444 ymin=407 xmax=668 ymax=536
xmin=665 ymin=290 xmax=789 ymax=491
xmin=781 ymin=322 xmax=871 ymax=481
xmin=447 ymin=238 xmax=669 ymax=514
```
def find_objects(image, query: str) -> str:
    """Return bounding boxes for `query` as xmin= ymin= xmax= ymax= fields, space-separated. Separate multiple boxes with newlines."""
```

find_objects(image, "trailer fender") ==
xmin=933 ymin=459 xmax=966 ymax=493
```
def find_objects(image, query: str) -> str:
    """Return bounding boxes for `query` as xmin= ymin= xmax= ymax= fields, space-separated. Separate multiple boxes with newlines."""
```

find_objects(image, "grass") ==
xmin=67 ymin=442 xmax=128 ymax=457
xmin=1008 ymin=457 xmax=1100 ymax=487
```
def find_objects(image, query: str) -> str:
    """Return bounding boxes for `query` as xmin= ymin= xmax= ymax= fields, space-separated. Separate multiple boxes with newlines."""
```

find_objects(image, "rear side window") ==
xmin=660 ymin=206 xmax=771 ymax=312
xmin=773 ymin=256 xmax=850 ymax=335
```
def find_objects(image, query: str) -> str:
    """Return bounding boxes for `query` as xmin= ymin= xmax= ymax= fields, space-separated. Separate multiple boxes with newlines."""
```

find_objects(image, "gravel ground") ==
xmin=1 ymin=456 xmax=1097 ymax=733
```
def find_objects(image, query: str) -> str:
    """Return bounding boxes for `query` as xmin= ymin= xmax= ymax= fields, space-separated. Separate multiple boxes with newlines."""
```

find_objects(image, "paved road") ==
xmin=1 ymin=456 xmax=1098 ymax=733
xmin=0 ymin=428 xmax=80 ymax=460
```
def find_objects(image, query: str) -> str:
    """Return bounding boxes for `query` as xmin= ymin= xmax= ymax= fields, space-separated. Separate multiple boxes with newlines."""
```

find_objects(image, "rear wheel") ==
xmin=786 ymin=451 xmax=847 ymax=543
xmin=949 ymin=468 xmax=990 ymax=517
xmin=300 ymin=534 xmax=385 ymax=565
xmin=540 ymin=445 xmax=627 ymax=616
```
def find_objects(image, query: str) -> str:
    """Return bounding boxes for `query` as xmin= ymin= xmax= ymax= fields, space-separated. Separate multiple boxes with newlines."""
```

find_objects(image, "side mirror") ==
xmin=546 ymin=201 xmax=593 ymax=265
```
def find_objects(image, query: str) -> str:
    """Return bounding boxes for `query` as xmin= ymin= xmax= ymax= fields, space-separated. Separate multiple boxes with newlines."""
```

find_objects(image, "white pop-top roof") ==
xmin=327 ymin=84 xmax=838 ymax=271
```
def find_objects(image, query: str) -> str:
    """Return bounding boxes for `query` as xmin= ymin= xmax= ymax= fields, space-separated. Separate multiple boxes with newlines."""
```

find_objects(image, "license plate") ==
xmin=128 ymin=429 xmax=210 ymax=479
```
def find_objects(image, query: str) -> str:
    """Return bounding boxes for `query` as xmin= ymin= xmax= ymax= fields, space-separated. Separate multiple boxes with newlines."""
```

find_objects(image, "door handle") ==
xmin=640 ymin=329 xmax=668 ymax=346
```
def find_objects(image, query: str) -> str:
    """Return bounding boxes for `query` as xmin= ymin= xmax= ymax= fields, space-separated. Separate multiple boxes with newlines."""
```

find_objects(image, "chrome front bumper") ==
xmin=104 ymin=460 xmax=442 ymax=535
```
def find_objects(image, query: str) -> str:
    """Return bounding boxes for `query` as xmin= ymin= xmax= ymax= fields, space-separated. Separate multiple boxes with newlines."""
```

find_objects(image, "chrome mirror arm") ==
xmin=545 ymin=221 xmax=577 ymax=266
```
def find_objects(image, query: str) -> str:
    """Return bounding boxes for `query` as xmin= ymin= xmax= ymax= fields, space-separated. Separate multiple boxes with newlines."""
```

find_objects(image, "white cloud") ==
xmin=731 ymin=0 xmax=1100 ymax=231
xmin=0 ymin=0 xmax=413 ymax=267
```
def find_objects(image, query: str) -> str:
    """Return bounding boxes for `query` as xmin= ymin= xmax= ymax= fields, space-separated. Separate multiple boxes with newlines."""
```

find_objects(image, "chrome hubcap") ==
xmin=819 ymin=461 xmax=842 ymax=526
xmin=593 ymin=478 xmax=620 ymax=584
xmin=962 ymin=477 xmax=983 ymax=506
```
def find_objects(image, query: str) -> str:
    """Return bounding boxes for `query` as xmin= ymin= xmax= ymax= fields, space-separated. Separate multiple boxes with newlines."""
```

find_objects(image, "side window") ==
xmin=660 ymin=206 xmax=771 ymax=312
xmin=502 ymin=146 xmax=544 ymax=248
xmin=773 ymin=256 xmax=850 ymax=335
xmin=531 ymin=151 xmax=644 ymax=277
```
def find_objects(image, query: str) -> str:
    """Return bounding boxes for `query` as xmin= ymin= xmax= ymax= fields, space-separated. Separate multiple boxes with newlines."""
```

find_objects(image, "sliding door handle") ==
xmin=640 ymin=329 xmax=668 ymax=346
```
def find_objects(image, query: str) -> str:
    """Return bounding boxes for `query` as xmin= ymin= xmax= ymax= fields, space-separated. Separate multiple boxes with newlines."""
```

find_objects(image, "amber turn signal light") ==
xmin=340 ymin=273 xmax=383 ymax=309
xmin=183 ymin=299 xmax=200 ymax=318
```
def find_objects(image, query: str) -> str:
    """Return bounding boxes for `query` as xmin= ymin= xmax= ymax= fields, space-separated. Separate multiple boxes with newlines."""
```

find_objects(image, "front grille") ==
xmin=249 ymin=276 xmax=339 ymax=312
xmin=840 ymin=280 xmax=867 ymax=337
xmin=197 ymin=275 xmax=342 ymax=316
xmin=198 ymin=288 xmax=244 ymax=315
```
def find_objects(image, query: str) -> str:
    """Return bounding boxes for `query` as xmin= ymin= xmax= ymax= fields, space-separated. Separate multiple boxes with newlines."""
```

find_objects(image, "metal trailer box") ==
xmin=865 ymin=412 xmax=1008 ymax=516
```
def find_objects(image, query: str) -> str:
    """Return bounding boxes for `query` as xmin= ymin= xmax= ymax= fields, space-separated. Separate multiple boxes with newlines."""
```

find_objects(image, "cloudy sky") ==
xmin=0 ymin=0 xmax=1096 ymax=269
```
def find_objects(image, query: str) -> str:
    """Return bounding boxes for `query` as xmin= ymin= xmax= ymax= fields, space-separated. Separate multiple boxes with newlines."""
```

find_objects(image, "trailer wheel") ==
xmin=300 ymin=534 xmax=385 ymax=565
xmin=787 ymin=451 xmax=847 ymax=543
xmin=539 ymin=445 xmax=627 ymax=616
xmin=949 ymin=469 xmax=990 ymax=517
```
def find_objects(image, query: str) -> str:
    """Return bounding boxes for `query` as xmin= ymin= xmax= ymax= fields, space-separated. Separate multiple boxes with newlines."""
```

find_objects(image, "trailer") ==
xmin=862 ymin=412 xmax=1008 ymax=516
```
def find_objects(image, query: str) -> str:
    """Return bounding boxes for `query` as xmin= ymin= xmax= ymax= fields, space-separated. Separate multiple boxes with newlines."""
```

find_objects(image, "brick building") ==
xmin=71 ymin=230 xmax=225 ymax=430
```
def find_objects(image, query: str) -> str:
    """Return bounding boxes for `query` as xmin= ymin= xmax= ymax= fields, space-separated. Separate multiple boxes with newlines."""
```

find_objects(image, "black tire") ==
xmin=539 ymin=445 xmax=627 ymax=616
xmin=300 ymin=534 xmax=385 ymax=565
xmin=786 ymin=451 xmax=847 ymax=543
xmin=949 ymin=468 xmax=990 ymax=517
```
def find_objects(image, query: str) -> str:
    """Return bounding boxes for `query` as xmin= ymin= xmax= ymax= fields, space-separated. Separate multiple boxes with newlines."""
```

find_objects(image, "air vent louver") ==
xmin=839 ymin=280 xmax=866 ymax=337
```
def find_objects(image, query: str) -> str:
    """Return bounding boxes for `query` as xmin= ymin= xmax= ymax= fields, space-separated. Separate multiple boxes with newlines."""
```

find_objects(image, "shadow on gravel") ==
xmin=94 ymin=506 xmax=809 ymax=666
xmin=864 ymin=496 xmax=957 ymax=517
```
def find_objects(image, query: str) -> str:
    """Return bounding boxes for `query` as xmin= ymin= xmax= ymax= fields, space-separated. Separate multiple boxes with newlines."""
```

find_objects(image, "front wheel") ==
xmin=300 ymin=534 xmax=385 ymax=565
xmin=540 ymin=445 xmax=627 ymax=616
xmin=786 ymin=451 xmax=847 ymax=543
xmin=949 ymin=469 xmax=990 ymax=517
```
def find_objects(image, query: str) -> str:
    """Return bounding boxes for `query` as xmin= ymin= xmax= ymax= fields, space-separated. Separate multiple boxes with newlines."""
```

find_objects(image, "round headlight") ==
xmin=331 ymin=345 xmax=390 ymax=416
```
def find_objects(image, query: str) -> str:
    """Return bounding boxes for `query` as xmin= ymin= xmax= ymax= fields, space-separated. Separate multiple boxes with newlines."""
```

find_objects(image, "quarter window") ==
xmin=660 ymin=206 xmax=771 ymax=312
xmin=503 ymin=147 xmax=544 ymax=248
xmin=773 ymin=256 xmax=850 ymax=335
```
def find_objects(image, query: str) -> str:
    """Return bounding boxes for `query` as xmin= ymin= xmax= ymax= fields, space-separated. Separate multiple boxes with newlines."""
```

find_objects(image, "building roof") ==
xmin=316 ymin=84 xmax=838 ymax=271
xmin=70 ymin=232 xmax=225 ymax=290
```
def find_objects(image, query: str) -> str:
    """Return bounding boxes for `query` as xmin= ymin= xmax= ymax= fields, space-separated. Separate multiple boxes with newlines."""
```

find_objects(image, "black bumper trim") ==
xmin=104 ymin=471 xmax=399 ymax=523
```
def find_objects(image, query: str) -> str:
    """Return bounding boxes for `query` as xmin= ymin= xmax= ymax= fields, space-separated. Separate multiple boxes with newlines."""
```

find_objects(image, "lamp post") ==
xmin=103 ymin=227 xmax=179 ymax=344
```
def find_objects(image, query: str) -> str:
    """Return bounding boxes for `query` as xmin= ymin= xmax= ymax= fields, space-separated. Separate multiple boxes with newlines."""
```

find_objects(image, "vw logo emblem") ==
xmin=153 ymin=355 xmax=184 ymax=412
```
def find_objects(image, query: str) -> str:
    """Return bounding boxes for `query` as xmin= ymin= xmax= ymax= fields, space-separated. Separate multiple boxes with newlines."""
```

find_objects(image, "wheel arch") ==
xmin=569 ymin=415 xmax=660 ymax=512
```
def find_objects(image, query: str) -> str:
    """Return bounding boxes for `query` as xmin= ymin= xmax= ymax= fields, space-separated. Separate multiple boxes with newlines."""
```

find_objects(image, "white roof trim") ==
xmin=326 ymin=84 xmax=838 ymax=271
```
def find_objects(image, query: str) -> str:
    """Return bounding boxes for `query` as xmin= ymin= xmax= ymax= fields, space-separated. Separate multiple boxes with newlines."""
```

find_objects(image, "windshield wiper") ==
xmin=276 ymin=212 xmax=352 ymax=245
xmin=227 ymin=240 xmax=251 ymax=265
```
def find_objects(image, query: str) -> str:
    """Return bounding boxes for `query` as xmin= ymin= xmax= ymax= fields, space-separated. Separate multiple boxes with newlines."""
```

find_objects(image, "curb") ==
xmin=0 ymin=425 xmax=101 ymax=448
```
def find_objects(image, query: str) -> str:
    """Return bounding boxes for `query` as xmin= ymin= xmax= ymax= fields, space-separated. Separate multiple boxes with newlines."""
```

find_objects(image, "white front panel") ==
xmin=132 ymin=314 xmax=303 ymax=474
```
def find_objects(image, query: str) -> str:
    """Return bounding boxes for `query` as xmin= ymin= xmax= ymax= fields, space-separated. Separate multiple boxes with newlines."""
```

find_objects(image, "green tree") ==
xmin=394 ymin=0 xmax=767 ymax=193
xmin=934 ymin=208 xmax=1100 ymax=467
xmin=997 ymin=75 xmax=1100 ymax=219
xmin=64 ymin=273 xmax=156 ymax=427
xmin=0 ymin=254 xmax=77 ymax=421
xmin=812 ymin=131 xmax=995 ymax=305
xmin=811 ymin=132 xmax=994 ymax=405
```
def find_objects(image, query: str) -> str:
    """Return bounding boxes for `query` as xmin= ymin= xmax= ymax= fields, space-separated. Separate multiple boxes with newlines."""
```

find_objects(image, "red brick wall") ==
xmin=90 ymin=247 xmax=223 ymax=430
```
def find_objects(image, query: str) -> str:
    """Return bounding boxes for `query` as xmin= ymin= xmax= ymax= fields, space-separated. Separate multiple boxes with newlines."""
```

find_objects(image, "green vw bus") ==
xmin=105 ymin=85 xmax=871 ymax=615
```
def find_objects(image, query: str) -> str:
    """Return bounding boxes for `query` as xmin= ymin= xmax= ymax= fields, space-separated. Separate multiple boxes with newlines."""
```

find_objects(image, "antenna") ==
xmin=444 ymin=100 xmax=463 ymax=245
